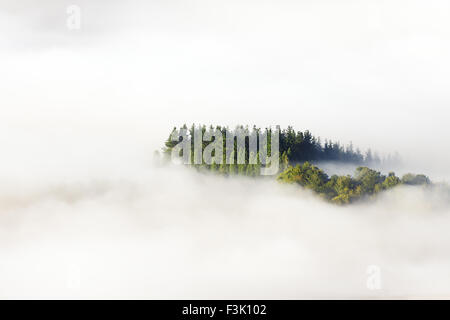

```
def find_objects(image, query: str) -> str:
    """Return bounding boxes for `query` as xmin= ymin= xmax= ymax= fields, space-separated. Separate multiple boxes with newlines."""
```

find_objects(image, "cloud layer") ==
xmin=2 ymin=0 xmax=450 ymax=298
xmin=1 ymin=163 xmax=450 ymax=299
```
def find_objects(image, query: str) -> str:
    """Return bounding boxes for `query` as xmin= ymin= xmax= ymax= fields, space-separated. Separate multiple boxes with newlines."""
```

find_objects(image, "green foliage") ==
xmin=162 ymin=125 xmax=429 ymax=205
xmin=354 ymin=167 xmax=385 ymax=195
xmin=277 ymin=164 xmax=431 ymax=205
xmin=382 ymin=172 xmax=401 ymax=189
xmin=401 ymin=173 xmax=431 ymax=185
xmin=163 ymin=125 xmax=401 ymax=177
xmin=211 ymin=161 xmax=217 ymax=172
xmin=164 ymin=124 xmax=269 ymax=177
xmin=281 ymin=151 xmax=289 ymax=171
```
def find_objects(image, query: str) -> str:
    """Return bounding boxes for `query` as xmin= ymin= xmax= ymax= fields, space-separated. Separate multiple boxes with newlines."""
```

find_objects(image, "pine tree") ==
xmin=281 ymin=151 xmax=289 ymax=171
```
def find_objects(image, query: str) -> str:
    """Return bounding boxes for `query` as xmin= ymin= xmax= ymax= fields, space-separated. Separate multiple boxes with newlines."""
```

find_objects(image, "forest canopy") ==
xmin=163 ymin=124 xmax=400 ymax=168
xmin=161 ymin=124 xmax=430 ymax=205
xmin=277 ymin=163 xmax=431 ymax=204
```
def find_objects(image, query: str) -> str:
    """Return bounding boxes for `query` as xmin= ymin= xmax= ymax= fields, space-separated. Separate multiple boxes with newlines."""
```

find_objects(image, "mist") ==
xmin=2 ymin=0 xmax=450 ymax=298
xmin=0 ymin=156 xmax=450 ymax=299
xmin=3 ymin=0 xmax=450 ymax=166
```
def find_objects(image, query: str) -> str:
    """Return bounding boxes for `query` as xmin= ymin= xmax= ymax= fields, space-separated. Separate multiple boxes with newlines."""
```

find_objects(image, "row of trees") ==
xmin=279 ymin=126 xmax=399 ymax=165
xmin=163 ymin=124 xmax=274 ymax=176
xmin=161 ymin=124 xmax=432 ymax=204
xmin=163 ymin=124 xmax=400 ymax=169
xmin=277 ymin=162 xmax=431 ymax=204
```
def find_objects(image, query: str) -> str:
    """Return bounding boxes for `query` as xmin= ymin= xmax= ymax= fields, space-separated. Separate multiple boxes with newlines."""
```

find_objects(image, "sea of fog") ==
xmin=1 ymin=156 xmax=450 ymax=299
xmin=3 ymin=0 xmax=450 ymax=299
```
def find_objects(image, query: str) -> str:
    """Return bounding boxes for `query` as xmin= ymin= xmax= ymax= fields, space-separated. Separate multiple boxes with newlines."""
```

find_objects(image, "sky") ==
xmin=1 ymin=0 xmax=450 ymax=298
xmin=2 ymin=0 xmax=450 ymax=175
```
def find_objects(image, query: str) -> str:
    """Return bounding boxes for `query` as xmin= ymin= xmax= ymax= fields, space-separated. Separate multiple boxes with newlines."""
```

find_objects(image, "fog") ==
xmin=3 ymin=0 xmax=450 ymax=167
xmin=1 ymin=158 xmax=450 ymax=299
xmin=2 ymin=0 xmax=450 ymax=298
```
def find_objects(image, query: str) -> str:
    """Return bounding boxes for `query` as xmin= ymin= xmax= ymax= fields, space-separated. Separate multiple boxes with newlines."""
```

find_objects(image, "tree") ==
xmin=281 ymin=151 xmax=289 ymax=171
xmin=165 ymin=124 xmax=384 ymax=169
xmin=382 ymin=172 xmax=401 ymax=189
xmin=365 ymin=149 xmax=373 ymax=163
xmin=334 ymin=175 xmax=352 ymax=195
xmin=211 ymin=161 xmax=217 ymax=172
xmin=402 ymin=173 xmax=430 ymax=185
xmin=355 ymin=167 xmax=385 ymax=194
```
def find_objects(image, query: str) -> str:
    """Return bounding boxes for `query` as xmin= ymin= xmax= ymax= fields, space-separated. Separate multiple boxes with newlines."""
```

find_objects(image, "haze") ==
xmin=1 ymin=0 xmax=450 ymax=298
